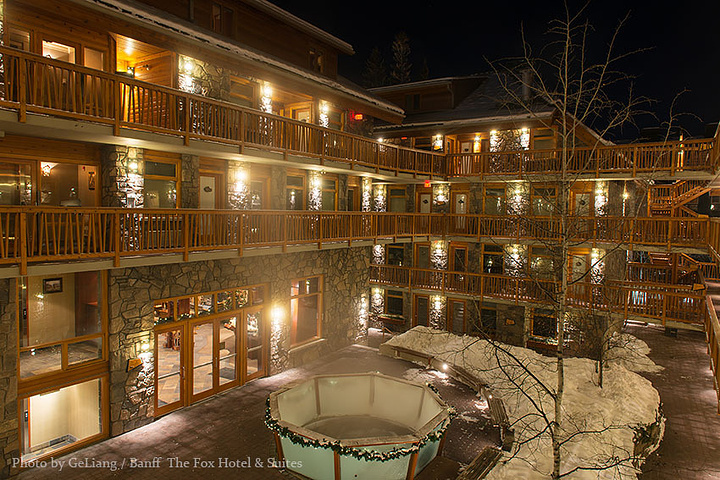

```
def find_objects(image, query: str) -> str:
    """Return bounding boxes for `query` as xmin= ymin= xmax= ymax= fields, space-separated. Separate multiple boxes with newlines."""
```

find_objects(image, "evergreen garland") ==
xmin=264 ymin=393 xmax=457 ymax=463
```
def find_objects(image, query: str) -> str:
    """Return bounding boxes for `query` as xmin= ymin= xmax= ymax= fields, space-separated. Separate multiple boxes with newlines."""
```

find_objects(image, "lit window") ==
xmin=19 ymin=273 xmax=103 ymax=378
xmin=42 ymin=40 xmax=76 ymax=63
xmin=21 ymin=377 xmax=104 ymax=462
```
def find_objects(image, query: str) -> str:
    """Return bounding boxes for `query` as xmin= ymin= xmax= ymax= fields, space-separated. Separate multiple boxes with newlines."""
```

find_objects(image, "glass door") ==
xmin=218 ymin=316 xmax=239 ymax=389
xmin=244 ymin=307 xmax=266 ymax=382
xmin=190 ymin=319 xmax=215 ymax=402
xmin=154 ymin=325 xmax=184 ymax=416
xmin=190 ymin=316 xmax=240 ymax=403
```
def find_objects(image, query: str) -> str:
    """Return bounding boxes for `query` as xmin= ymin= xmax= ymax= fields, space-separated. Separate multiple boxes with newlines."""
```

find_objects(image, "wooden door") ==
xmin=452 ymin=192 xmax=468 ymax=233
xmin=414 ymin=294 xmax=430 ymax=327
xmin=418 ymin=193 xmax=432 ymax=213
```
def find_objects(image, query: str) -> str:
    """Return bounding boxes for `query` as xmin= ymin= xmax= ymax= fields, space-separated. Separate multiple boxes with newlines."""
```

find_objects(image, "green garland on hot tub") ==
xmin=264 ymin=384 xmax=458 ymax=463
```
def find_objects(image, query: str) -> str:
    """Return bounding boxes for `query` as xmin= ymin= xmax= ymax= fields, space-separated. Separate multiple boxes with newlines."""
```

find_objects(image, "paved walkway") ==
xmin=628 ymin=323 xmax=720 ymax=480
xmin=18 ymin=344 xmax=497 ymax=480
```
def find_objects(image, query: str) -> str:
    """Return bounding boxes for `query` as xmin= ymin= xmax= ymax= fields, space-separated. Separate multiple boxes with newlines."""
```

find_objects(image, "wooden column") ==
xmin=405 ymin=450 xmax=419 ymax=480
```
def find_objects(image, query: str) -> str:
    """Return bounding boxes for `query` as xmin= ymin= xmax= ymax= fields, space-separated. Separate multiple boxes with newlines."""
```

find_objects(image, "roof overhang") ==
xmin=69 ymin=0 xmax=403 ymax=122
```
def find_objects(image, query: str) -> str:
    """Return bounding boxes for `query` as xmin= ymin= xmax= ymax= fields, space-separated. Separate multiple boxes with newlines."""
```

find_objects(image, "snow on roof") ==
xmin=374 ymin=111 xmax=556 ymax=132
xmin=75 ymin=0 xmax=403 ymax=116
xmin=369 ymin=75 xmax=486 ymax=93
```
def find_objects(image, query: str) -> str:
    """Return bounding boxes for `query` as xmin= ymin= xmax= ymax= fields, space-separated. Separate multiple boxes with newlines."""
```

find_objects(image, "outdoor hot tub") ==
xmin=265 ymin=372 xmax=455 ymax=480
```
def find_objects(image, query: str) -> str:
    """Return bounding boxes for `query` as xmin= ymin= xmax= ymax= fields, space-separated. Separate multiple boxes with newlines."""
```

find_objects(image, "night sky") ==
xmin=271 ymin=0 xmax=720 ymax=139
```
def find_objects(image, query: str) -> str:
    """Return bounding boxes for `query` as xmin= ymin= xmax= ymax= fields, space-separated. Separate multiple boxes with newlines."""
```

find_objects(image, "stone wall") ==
xmin=180 ymin=154 xmax=200 ymax=209
xmin=108 ymin=247 xmax=370 ymax=435
xmin=270 ymin=166 xmax=286 ymax=210
xmin=101 ymin=146 xmax=144 ymax=208
xmin=0 ymin=279 xmax=18 ymax=478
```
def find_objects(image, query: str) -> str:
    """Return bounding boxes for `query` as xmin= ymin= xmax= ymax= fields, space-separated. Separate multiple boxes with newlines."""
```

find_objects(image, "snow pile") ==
xmin=605 ymin=333 xmax=664 ymax=374
xmin=384 ymin=327 xmax=663 ymax=479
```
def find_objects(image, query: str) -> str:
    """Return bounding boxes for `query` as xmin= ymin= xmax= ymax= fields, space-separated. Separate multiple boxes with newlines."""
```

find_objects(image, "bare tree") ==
xmin=483 ymin=4 xmax=655 ymax=478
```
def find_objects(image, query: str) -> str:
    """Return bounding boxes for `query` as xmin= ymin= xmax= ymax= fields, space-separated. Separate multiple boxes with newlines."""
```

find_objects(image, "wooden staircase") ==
xmin=649 ymin=180 xmax=710 ymax=216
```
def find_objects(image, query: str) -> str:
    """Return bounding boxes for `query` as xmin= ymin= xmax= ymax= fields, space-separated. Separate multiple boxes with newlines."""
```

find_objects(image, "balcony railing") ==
xmin=370 ymin=265 xmax=705 ymax=327
xmin=0 ymin=46 xmax=715 ymax=178
xmin=446 ymin=140 xmax=717 ymax=177
xmin=0 ymin=208 xmax=715 ymax=274
xmin=0 ymin=46 xmax=445 ymax=176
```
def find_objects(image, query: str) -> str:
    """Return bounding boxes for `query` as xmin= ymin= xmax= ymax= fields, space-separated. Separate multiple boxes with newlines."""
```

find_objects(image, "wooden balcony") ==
xmin=0 ymin=208 xmax=716 ymax=275
xmin=447 ymin=139 xmax=717 ymax=178
xmin=370 ymin=264 xmax=706 ymax=328
xmin=0 ymin=46 xmax=444 ymax=177
xmin=0 ymin=46 xmax=715 ymax=179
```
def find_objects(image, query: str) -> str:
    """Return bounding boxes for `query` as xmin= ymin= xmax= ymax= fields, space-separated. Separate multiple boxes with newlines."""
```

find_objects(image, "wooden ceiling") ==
xmin=115 ymin=34 xmax=166 ymax=65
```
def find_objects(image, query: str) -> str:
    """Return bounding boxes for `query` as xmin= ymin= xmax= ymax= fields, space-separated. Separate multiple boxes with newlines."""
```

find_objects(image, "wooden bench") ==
xmin=488 ymin=396 xmax=515 ymax=452
xmin=456 ymin=446 xmax=503 ymax=480
xmin=390 ymin=344 xmax=434 ymax=367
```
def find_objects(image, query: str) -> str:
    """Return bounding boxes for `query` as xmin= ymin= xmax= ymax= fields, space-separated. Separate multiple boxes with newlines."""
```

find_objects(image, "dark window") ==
xmin=389 ymin=187 xmax=406 ymax=212
xmin=480 ymin=306 xmax=496 ymax=334
xmin=483 ymin=244 xmax=504 ymax=274
xmin=212 ymin=4 xmax=233 ymax=36
xmin=286 ymin=175 xmax=305 ymax=210
xmin=387 ymin=245 xmax=404 ymax=266
xmin=386 ymin=290 xmax=404 ymax=315
xmin=322 ymin=179 xmax=336 ymax=211
xmin=145 ymin=161 xmax=176 ymax=177
xmin=532 ymin=309 xmax=557 ymax=339
xmin=291 ymin=276 xmax=322 ymax=345
xmin=309 ymin=48 xmax=324 ymax=73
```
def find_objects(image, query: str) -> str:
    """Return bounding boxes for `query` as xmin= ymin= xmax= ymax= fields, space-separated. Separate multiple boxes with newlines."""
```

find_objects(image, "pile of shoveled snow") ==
xmin=606 ymin=333 xmax=664 ymax=374
xmin=383 ymin=327 xmax=663 ymax=479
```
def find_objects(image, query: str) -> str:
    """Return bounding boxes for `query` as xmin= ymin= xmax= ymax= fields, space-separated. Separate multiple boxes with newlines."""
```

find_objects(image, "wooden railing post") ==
xmin=239 ymin=111 xmax=245 ymax=154
xmin=632 ymin=146 xmax=638 ymax=177
xmin=183 ymin=94 xmax=191 ymax=146
xmin=321 ymin=131 xmax=326 ymax=165
xmin=113 ymin=80 xmax=121 ymax=136
xmin=113 ymin=212 xmax=121 ymax=267
xmin=17 ymin=57 xmax=27 ymax=123
xmin=183 ymin=212 xmax=189 ymax=262
xmin=282 ymin=214 xmax=287 ymax=253
xmin=19 ymin=212 xmax=27 ymax=276
xmin=238 ymin=213 xmax=244 ymax=257
xmin=394 ymin=213 xmax=398 ymax=241
xmin=317 ymin=214 xmax=323 ymax=249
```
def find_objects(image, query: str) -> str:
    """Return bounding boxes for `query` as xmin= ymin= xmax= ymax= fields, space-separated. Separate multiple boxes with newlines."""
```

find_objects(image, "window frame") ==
xmin=17 ymin=272 xmax=108 ymax=382
xmin=290 ymin=275 xmax=323 ymax=346
xmin=144 ymin=156 xmax=180 ymax=209
xmin=531 ymin=308 xmax=557 ymax=340
xmin=286 ymin=173 xmax=306 ymax=210
xmin=385 ymin=289 xmax=404 ymax=315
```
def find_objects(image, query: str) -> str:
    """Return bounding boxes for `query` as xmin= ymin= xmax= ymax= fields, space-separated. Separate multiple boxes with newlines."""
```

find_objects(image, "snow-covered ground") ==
xmin=383 ymin=327 xmax=664 ymax=479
